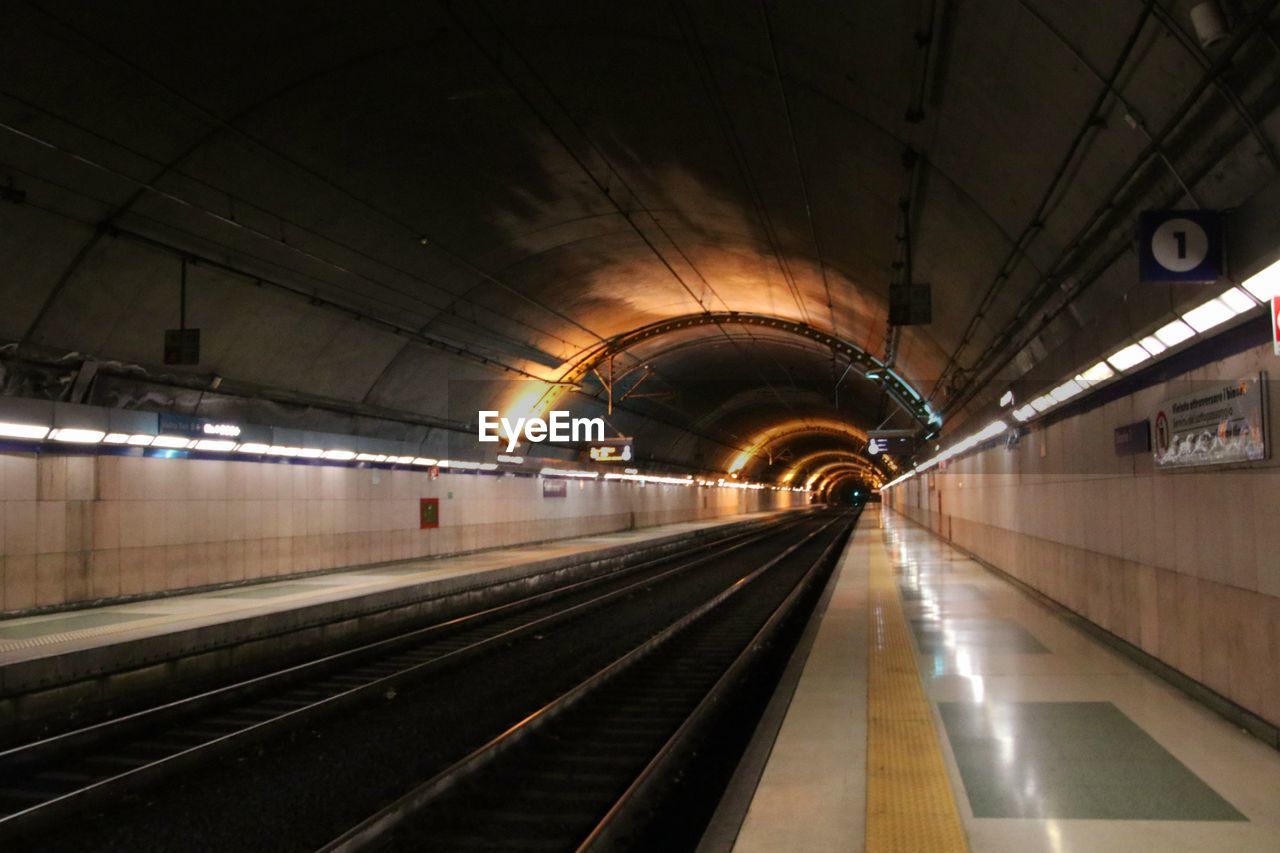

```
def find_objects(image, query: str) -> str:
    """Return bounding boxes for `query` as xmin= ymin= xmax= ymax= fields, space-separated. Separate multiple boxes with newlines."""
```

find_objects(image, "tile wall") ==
xmin=883 ymin=340 xmax=1280 ymax=728
xmin=0 ymin=452 xmax=803 ymax=612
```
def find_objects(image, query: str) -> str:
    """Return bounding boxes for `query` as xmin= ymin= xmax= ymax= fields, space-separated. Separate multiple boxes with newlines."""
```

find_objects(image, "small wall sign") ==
xmin=419 ymin=498 xmax=440 ymax=529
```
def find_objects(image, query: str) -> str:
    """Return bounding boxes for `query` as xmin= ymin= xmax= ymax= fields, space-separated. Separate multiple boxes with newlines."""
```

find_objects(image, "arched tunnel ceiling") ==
xmin=1 ymin=1 xmax=1278 ymax=475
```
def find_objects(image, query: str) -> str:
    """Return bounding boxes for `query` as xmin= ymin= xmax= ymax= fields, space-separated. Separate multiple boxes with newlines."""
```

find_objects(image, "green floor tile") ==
xmin=910 ymin=617 xmax=1049 ymax=654
xmin=939 ymin=702 xmax=1246 ymax=821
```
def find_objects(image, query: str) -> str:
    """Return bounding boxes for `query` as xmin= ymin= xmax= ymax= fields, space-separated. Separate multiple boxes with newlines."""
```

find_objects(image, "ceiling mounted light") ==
xmin=1075 ymin=361 xmax=1115 ymax=387
xmin=0 ymin=422 xmax=50 ymax=440
xmin=1012 ymin=404 xmax=1037 ymax=422
xmin=1137 ymin=335 xmax=1167 ymax=356
xmin=999 ymin=390 xmax=1014 ymax=407
xmin=1106 ymin=343 xmax=1152 ymax=372
xmin=1182 ymin=297 xmax=1235 ymax=333
xmin=193 ymin=439 xmax=236 ymax=452
xmin=1049 ymin=379 xmax=1083 ymax=403
xmin=1029 ymin=395 xmax=1056 ymax=413
xmin=1153 ymin=319 xmax=1195 ymax=347
xmin=1217 ymin=287 xmax=1256 ymax=313
xmin=323 ymin=449 xmax=357 ymax=461
xmin=151 ymin=435 xmax=191 ymax=449
xmin=1242 ymin=258 xmax=1280 ymax=301
xmin=50 ymin=428 xmax=106 ymax=443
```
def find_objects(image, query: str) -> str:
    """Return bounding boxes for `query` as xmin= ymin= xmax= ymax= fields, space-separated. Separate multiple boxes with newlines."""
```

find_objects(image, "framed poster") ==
xmin=419 ymin=497 xmax=440 ymax=528
xmin=1152 ymin=374 xmax=1267 ymax=469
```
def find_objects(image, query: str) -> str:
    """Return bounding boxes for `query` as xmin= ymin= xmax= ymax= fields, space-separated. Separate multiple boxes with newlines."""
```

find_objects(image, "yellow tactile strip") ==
xmin=866 ymin=536 xmax=969 ymax=853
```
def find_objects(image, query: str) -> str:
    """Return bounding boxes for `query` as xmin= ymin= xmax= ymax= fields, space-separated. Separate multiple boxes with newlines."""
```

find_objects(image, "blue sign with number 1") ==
xmin=1137 ymin=209 xmax=1223 ymax=283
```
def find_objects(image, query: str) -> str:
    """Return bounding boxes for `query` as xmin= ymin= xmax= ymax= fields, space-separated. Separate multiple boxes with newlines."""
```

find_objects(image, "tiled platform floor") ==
xmin=0 ymin=511 xmax=789 ymax=669
xmin=729 ymin=507 xmax=1280 ymax=852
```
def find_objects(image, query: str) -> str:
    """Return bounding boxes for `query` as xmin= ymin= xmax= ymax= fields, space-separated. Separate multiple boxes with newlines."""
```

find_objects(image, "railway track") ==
xmin=0 ymin=514 xmax=814 ymax=842
xmin=320 ymin=511 xmax=856 ymax=852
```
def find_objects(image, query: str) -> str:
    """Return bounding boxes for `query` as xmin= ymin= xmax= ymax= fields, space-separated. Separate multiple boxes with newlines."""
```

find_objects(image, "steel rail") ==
xmin=579 ymin=517 xmax=851 ymax=850
xmin=316 ymin=514 xmax=844 ymax=853
xmin=0 ymin=516 xmax=802 ymax=838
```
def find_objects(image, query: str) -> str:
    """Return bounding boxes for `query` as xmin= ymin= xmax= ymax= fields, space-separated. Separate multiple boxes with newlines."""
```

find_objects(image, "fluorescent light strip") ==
xmin=103 ymin=433 xmax=130 ymax=444
xmin=151 ymin=435 xmax=191 ymax=449
xmin=50 ymin=428 xmax=106 ymax=443
xmin=1138 ymin=335 xmax=1166 ymax=356
xmin=323 ymin=450 xmax=357 ymax=461
xmin=1153 ymin=318 xmax=1195 ymax=347
xmin=1242 ymin=257 xmax=1280 ymax=301
xmin=1181 ymin=296 xmax=1236 ymax=333
xmin=539 ymin=467 xmax=598 ymax=479
xmin=296 ymin=448 xmax=324 ymax=459
xmin=1218 ymin=286 xmax=1256 ymax=313
xmin=1049 ymin=379 xmax=1083 ymax=403
xmin=1076 ymin=361 xmax=1114 ymax=386
xmin=237 ymin=443 xmax=270 ymax=454
xmin=193 ymin=439 xmax=237 ymax=452
xmin=0 ymin=422 xmax=50 ymax=440
xmin=1107 ymin=342 xmax=1152 ymax=372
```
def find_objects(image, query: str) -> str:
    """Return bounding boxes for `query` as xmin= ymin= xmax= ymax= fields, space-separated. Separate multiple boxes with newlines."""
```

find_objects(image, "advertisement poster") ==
xmin=1152 ymin=374 xmax=1267 ymax=470
xmin=419 ymin=498 xmax=440 ymax=529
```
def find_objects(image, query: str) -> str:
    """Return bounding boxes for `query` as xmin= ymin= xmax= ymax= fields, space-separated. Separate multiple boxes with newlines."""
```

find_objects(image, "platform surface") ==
xmin=729 ymin=506 xmax=1280 ymax=852
xmin=0 ymin=510 xmax=790 ymax=672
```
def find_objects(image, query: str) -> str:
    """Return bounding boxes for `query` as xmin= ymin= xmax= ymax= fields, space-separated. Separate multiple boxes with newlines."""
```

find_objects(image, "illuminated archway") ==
xmin=515 ymin=313 xmax=940 ymax=428
xmin=782 ymin=448 xmax=893 ymax=484
xmin=726 ymin=417 xmax=873 ymax=475
xmin=806 ymin=461 xmax=879 ymax=491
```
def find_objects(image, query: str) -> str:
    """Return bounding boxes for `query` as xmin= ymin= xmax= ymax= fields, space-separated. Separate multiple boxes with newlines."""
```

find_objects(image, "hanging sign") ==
xmin=867 ymin=430 xmax=915 ymax=455
xmin=1137 ymin=210 xmax=1224 ymax=283
xmin=588 ymin=437 xmax=634 ymax=463
xmin=1152 ymin=374 xmax=1266 ymax=469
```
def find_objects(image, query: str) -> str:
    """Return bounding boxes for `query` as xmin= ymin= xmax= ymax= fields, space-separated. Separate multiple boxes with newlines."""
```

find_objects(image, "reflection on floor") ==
xmin=883 ymin=510 xmax=1280 ymax=853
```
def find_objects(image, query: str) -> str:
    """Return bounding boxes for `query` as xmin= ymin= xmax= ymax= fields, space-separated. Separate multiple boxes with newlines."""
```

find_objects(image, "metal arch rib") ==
xmin=557 ymin=312 xmax=938 ymax=429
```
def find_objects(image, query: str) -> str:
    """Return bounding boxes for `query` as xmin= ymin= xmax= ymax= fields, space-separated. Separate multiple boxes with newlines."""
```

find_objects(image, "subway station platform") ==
xmin=717 ymin=506 xmax=1280 ymax=853
xmin=0 ymin=509 xmax=797 ymax=699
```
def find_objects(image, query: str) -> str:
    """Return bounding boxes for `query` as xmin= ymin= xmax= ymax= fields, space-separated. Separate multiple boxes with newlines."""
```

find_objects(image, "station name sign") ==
xmin=1152 ymin=374 xmax=1267 ymax=469
xmin=588 ymin=437 xmax=634 ymax=463
xmin=478 ymin=410 xmax=604 ymax=453
xmin=866 ymin=430 xmax=915 ymax=456
xmin=158 ymin=414 xmax=244 ymax=439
